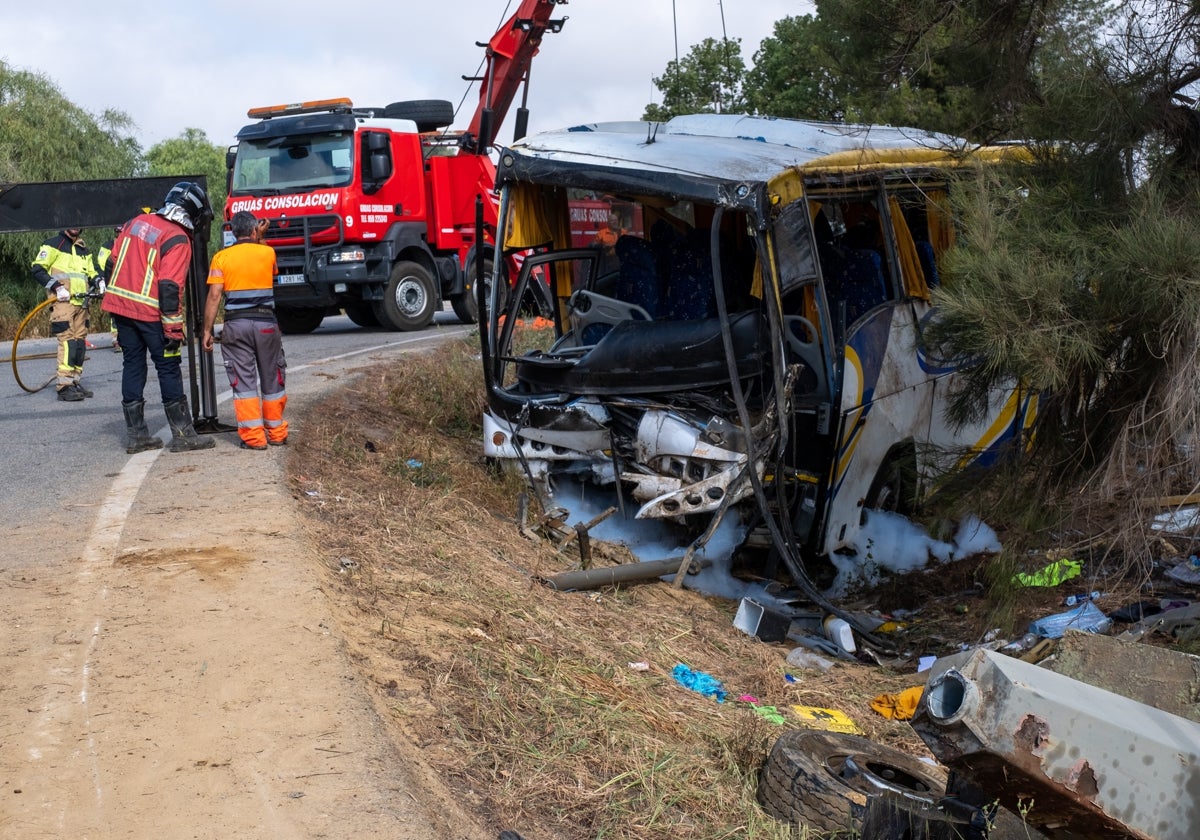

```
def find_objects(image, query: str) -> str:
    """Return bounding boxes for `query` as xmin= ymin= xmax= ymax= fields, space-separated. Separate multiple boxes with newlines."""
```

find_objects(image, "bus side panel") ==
xmin=821 ymin=300 xmax=1035 ymax=557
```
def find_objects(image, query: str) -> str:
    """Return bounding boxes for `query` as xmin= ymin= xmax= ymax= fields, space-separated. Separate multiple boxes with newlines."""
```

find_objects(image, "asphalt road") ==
xmin=0 ymin=308 xmax=471 ymax=571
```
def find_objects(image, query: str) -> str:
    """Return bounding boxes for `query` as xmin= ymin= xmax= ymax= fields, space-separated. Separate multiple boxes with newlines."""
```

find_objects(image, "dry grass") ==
xmin=284 ymin=335 xmax=931 ymax=840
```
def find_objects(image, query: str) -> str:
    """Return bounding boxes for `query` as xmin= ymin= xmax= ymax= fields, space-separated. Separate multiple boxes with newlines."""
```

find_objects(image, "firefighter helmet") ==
xmin=161 ymin=182 xmax=213 ymax=229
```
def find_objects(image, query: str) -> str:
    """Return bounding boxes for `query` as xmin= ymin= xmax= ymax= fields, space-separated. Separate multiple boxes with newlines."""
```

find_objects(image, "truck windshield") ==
xmin=230 ymin=131 xmax=354 ymax=194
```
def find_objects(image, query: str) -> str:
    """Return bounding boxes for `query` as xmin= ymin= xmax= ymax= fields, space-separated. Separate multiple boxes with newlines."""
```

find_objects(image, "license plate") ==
xmin=275 ymin=274 xmax=306 ymax=286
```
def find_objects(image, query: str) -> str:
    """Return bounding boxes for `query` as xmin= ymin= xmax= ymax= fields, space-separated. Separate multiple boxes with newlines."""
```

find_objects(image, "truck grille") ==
xmin=262 ymin=214 xmax=343 ymax=253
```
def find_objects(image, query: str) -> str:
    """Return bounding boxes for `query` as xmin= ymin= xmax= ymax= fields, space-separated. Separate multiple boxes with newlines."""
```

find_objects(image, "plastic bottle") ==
xmin=786 ymin=647 xmax=835 ymax=673
xmin=1063 ymin=590 xmax=1103 ymax=607
xmin=823 ymin=615 xmax=857 ymax=654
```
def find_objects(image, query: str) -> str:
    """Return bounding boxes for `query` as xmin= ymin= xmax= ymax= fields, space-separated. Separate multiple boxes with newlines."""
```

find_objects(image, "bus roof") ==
xmin=499 ymin=114 xmax=1027 ymax=202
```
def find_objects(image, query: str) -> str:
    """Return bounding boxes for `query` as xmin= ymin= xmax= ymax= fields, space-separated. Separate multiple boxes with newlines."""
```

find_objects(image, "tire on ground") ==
xmin=756 ymin=730 xmax=949 ymax=835
xmin=275 ymin=306 xmax=325 ymax=335
xmin=373 ymin=260 xmax=437 ymax=332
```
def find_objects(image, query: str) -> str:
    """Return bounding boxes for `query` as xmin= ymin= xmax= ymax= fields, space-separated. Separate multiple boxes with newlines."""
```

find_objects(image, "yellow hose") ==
xmin=10 ymin=297 xmax=57 ymax=393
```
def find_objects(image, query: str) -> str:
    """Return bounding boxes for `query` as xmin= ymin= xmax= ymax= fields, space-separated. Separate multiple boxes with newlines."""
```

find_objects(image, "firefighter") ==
xmin=30 ymin=227 xmax=102 ymax=401
xmin=202 ymin=210 xmax=288 ymax=450
xmin=101 ymin=182 xmax=216 ymax=454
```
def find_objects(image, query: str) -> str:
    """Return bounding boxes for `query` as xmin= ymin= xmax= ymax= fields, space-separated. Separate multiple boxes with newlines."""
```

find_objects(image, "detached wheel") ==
xmin=450 ymin=257 xmax=500 ymax=324
xmin=343 ymin=301 xmax=380 ymax=328
xmin=757 ymin=730 xmax=948 ymax=835
xmin=374 ymin=260 xmax=437 ymax=331
xmin=275 ymin=306 xmax=325 ymax=335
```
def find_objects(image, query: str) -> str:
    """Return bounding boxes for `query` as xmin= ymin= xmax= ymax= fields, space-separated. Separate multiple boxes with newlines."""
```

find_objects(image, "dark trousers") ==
xmin=113 ymin=314 xmax=184 ymax=405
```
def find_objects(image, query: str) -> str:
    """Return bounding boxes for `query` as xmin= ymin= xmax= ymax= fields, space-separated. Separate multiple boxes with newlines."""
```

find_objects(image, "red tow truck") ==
xmin=222 ymin=0 xmax=568 ymax=334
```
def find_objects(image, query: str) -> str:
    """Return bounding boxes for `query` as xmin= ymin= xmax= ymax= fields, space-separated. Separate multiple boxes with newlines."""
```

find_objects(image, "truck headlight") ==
xmin=329 ymin=248 xmax=366 ymax=264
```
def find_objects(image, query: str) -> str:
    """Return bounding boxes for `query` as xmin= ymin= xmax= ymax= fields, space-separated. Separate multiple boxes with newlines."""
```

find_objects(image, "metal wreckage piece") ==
xmin=910 ymin=646 xmax=1200 ymax=839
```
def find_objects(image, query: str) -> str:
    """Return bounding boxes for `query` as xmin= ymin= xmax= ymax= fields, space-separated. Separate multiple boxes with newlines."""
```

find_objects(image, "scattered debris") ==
xmin=671 ymin=663 xmax=726 ymax=703
xmin=1011 ymin=556 xmax=1082 ymax=587
xmin=1026 ymin=599 xmax=1112 ymax=639
xmin=869 ymin=686 xmax=924 ymax=721
xmin=784 ymin=647 xmax=834 ymax=673
xmin=787 ymin=706 xmax=860 ymax=734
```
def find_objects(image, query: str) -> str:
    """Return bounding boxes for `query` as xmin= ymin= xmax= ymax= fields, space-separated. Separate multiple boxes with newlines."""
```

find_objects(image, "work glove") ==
xmin=163 ymin=322 xmax=184 ymax=358
xmin=55 ymin=284 xmax=70 ymax=302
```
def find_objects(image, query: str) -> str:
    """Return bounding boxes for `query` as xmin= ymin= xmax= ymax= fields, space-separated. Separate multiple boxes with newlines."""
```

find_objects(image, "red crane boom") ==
xmin=463 ymin=0 xmax=569 ymax=154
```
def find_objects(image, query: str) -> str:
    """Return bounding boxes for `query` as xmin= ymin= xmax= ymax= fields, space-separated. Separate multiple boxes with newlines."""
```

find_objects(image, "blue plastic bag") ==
xmin=1028 ymin=600 xmax=1112 ymax=639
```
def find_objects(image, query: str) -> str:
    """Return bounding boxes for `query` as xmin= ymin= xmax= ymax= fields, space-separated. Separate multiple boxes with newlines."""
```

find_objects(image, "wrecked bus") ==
xmin=479 ymin=115 xmax=1036 ymax=590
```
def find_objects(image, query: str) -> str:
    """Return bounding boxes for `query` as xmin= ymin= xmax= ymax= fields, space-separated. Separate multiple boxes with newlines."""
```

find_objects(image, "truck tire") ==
xmin=374 ymin=260 xmax=437 ymax=331
xmin=383 ymin=100 xmax=454 ymax=132
xmin=275 ymin=306 xmax=325 ymax=335
xmin=343 ymin=301 xmax=380 ymax=328
xmin=757 ymin=730 xmax=948 ymax=835
xmin=451 ymin=257 xmax=497 ymax=324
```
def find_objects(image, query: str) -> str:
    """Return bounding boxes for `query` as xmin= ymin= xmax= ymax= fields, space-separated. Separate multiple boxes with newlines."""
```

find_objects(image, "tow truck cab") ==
xmin=225 ymin=97 xmax=494 ymax=334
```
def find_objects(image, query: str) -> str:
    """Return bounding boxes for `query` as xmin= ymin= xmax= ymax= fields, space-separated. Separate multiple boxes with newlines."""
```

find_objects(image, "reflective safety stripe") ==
xmin=107 ymin=240 xmax=163 ymax=307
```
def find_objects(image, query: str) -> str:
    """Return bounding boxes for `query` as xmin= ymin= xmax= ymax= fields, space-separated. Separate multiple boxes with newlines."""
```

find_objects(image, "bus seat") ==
xmin=915 ymin=240 xmax=939 ymax=287
xmin=614 ymin=235 xmax=661 ymax=318
xmin=833 ymin=248 xmax=888 ymax=324
xmin=665 ymin=229 xmax=718 ymax=321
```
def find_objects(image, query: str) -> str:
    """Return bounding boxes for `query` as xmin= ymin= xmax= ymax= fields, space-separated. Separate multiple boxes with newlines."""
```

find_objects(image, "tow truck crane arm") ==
xmin=462 ymin=0 xmax=568 ymax=155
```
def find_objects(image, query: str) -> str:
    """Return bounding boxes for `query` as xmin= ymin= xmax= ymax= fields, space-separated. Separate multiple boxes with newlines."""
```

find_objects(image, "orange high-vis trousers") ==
xmin=219 ymin=318 xmax=288 ymax=448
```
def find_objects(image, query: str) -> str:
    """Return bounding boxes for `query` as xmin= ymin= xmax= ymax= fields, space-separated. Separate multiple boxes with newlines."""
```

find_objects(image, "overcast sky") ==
xmin=3 ymin=1 xmax=813 ymax=151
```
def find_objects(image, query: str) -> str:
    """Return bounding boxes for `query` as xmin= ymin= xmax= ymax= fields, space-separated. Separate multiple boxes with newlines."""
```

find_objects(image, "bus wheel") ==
xmin=276 ymin=306 xmax=325 ymax=335
xmin=866 ymin=446 xmax=917 ymax=516
xmin=374 ymin=260 xmax=437 ymax=331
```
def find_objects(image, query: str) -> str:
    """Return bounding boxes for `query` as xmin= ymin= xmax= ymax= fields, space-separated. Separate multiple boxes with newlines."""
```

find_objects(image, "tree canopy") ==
xmin=643 ymin=37 xmax=747 ymax=121
xmin=0 ymin=61 xmax=226 ymax=298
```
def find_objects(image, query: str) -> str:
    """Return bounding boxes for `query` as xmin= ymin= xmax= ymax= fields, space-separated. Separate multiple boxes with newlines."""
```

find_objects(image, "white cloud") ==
xmin=3 ymin=0 xmax=811 ymax=149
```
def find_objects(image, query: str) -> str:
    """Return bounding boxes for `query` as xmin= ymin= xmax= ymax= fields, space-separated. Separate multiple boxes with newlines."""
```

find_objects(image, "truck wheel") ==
xmin=343 ymin=302 xmax=380 ymax=328
xmin=451 ymin=257 xmax=498 ymax=324
xmin=382 ymin=100 xmax=454 ymax=132
xmin=757 ymin=730 xmax=948 ymax=835
xmin=275 ymin=306 xmax=325 ymax=335
xmin=374 ymin=260 xmax=437 ymax=331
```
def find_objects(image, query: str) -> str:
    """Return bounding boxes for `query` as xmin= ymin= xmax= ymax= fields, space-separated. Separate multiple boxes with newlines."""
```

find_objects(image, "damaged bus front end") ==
xmin=480 ymin=115 xmax=1036 ymax=593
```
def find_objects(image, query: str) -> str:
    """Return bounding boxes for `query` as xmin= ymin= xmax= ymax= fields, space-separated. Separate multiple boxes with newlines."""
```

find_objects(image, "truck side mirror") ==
xmin=361 ymin=132 xmax=392 ymax=194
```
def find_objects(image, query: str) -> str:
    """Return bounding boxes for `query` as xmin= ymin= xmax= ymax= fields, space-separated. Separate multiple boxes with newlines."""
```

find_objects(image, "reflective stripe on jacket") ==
xmin=101 ymin=213 xmax=192 ymax=326
xmin=31 ymin=233 xmax=96 ymax=305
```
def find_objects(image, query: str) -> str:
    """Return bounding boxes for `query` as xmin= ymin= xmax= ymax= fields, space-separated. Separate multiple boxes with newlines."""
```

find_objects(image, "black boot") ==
xmin=122 ymin=400 xmax=163 ymax=454
xmin=163 ymin=397 xmax=215 ymax=452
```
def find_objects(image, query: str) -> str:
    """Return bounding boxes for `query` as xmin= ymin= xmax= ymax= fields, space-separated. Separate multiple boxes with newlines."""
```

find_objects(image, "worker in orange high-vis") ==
xmin=202 ymin=210 xmax=288 ymax=450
